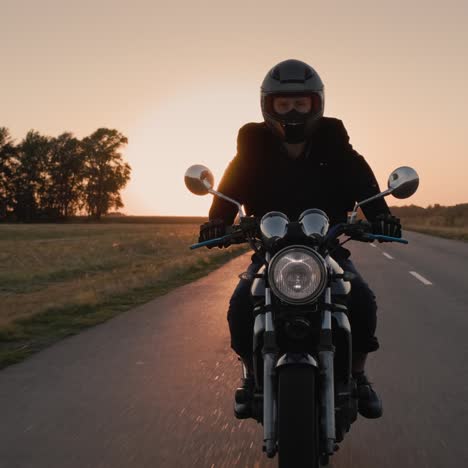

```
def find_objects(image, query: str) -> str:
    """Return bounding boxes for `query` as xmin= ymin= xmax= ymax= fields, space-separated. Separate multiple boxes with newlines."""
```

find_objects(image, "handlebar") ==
xmin=324 ymin=222 xmax=408 ymax=246
xmin=190 ymin=220 xmax=408 ymax=250
xmin=190 ymin=222 xmax=249 ymax=250
xmin=362 ymin=233 xmax=408 ymax=244
xmin=190 ymin=234 xmax=233 ymax=250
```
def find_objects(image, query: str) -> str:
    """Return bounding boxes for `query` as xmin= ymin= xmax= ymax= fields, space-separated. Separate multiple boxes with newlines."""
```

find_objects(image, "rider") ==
xmin=199 ymin=59 xmax=401 ymax=420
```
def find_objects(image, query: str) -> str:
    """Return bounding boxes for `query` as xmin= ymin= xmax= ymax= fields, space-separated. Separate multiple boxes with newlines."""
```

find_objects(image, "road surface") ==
xmin=1 ymin=231 xmax=467 ymax=468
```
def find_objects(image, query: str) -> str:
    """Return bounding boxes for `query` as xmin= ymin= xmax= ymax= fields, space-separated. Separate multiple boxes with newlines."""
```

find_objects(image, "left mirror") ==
xmin=387 ymin=166 xmax=419 ymax=199
xmin=184 ymin=165 xmax=215 ymax=196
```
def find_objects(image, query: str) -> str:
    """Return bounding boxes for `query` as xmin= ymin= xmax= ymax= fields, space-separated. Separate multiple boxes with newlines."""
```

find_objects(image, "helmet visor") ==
xmin=265 ymin=93 xmax=322 ymax=119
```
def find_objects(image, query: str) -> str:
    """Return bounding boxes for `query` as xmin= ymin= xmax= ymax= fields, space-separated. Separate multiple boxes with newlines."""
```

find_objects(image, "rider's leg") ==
xmin=352 ymin=351 xmax=368 ymax=373
xmin=227 ymin=258 xmax=261 ymax=363
xmin=336 ymin=257 xmax=383 ymax=419
xmin=227 ymin=256 xmax=262 ymax=418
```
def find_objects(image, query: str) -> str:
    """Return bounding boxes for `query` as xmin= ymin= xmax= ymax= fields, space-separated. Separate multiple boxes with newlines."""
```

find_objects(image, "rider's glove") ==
xmin=371 ymin=214 xmax=402 ymax=241
xmin=198 ymin=219 xmax=230 ymax=249
xmin=345 ymin=220 xmax=374 ymax=242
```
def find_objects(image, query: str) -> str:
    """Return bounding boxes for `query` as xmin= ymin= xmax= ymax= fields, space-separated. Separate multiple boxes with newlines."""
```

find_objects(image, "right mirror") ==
xmin=388 ymin=166 xmax=420 ymax=199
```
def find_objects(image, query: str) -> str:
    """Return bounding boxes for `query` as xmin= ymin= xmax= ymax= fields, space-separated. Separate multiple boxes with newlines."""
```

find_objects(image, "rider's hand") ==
xmin=345 ymin=220 xmax=374 ymax=242
xmin=198 ymin=219 xmax=230 ymax=249
xmin=371 ymin=214 xmax=402 ymax=241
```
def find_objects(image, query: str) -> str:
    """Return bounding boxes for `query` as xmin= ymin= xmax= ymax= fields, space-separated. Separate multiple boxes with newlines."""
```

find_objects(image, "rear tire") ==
xmin=277 ymin=365 xmax=319 ymax=468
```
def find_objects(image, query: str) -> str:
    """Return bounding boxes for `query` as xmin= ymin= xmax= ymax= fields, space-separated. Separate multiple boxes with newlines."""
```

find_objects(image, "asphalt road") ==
xmin=1 ymin=231 xmax=467 ymax=468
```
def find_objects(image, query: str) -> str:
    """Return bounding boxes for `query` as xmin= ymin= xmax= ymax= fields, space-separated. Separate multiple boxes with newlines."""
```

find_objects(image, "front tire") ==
xmin=277 ymin=365 xmax=319 ymax=468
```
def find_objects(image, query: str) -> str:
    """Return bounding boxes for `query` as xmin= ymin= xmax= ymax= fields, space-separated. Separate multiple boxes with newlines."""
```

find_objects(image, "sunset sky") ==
xmin=1 ymin=0 xmax=467 ymax=215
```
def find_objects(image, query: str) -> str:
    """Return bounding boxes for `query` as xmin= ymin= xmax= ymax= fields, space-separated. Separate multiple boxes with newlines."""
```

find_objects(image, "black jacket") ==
xmin=209 ymin=117 xmax=390 ymax=225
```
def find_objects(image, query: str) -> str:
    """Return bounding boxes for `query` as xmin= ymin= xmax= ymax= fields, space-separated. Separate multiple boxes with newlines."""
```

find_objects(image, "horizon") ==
xmin=91 ymin=201 xmax=468 ymax=218
xmin=2 ymin=0 xmax=468 ymax=215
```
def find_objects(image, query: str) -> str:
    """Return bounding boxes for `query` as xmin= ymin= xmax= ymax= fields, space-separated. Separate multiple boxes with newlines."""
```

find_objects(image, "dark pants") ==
xmin=227 ymin=255 xmax=379 ymax=360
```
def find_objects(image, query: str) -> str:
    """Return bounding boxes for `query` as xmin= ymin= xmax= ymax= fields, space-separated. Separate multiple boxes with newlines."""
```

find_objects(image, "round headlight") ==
xmin=268 ymin=246 xmax=327 ymax=305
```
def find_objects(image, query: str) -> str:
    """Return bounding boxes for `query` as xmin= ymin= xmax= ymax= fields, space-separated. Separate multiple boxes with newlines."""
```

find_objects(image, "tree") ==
xmin=43 ymin=133 xmax=85 ymax=219
xmin=82 ymin=128 xmax=130 ymax=220
xmin=0 ymin=127 xmax=18 ymax=219
xmin=13 ymin=130 xmax=51 ymax=221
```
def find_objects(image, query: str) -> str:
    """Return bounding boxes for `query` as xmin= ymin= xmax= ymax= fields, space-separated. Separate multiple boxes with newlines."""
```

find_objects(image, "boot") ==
xmin=234 ymin=357 xmax=254 ymax=419
xmin=353 ymin=371 xmax=383 ymax=419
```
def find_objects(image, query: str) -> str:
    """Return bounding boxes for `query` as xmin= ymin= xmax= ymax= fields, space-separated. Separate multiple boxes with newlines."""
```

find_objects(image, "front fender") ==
xmin=276 ymin=353 xmax=318 ymax=369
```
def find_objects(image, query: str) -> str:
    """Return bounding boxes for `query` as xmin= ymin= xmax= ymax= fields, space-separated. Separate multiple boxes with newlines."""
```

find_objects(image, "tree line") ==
xmin=0 ymin=127 xmax=131 ymax=221
xmin=392 ymin=203 xmax=468 ymax=227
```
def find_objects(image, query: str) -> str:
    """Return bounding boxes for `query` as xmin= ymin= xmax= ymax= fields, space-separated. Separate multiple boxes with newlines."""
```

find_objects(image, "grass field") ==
xmin=0 ymin=224 xmax=247 ymax=368
xmin=405 ymin=225 xmax=468 ymax=242
xmin=2 ymin=220 xmax=464 ymax=369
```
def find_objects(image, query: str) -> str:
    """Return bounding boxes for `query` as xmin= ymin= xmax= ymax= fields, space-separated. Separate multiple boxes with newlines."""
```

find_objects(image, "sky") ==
xmin=1 ymin=0 xmax=467 ymax=215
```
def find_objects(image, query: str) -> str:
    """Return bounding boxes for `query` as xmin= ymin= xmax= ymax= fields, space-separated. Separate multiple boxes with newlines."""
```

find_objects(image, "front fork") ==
xmin=319 ymin=288 xmax=336 ymax=455
xmin=261 ymin=286 xmax=337 ymax=458
xmin=263 ymin=285 xmax=277 ymax=457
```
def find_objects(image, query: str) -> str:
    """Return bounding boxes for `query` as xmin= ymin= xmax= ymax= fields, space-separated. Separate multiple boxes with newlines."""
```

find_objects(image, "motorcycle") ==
xmin=184 ymin=164 xmax=419 ymax=467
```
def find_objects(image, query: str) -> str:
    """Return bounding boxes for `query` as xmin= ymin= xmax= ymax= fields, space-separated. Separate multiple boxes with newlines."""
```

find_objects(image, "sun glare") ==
xmin=122 ymin=83 xmax=262 ymax=216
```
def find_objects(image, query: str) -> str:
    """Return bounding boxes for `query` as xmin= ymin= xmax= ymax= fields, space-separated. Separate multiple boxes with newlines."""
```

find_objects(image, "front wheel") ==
xmin=277 ymin=365 xmax=319 ymax=468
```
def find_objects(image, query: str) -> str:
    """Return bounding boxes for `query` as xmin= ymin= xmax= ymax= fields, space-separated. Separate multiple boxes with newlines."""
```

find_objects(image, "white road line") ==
xmin=409 ymin=271 xmax=433 ymax=285
xmin=382 ymin=252 xmax=394 ymax=260
xmin=370 ymin=243 xmax=377 ymax=248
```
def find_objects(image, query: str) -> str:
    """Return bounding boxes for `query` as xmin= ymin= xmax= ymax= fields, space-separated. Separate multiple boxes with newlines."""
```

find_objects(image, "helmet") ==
xmin=261 ymin=59 xmax=325 ymax=144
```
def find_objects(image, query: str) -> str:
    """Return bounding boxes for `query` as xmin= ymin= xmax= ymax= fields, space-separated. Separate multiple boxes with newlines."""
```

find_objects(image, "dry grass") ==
xmin=0 ymin=224 xmax=247 ymax=367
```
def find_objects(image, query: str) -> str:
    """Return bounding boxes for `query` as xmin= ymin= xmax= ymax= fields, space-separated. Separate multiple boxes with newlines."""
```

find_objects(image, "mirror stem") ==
xmin=359 ymin=188 xmax=393 ymax=207
xmin=348 ymin=188 xmax=393 ymax=223
xmin=208 ymin=189 xmax=245 ymax=218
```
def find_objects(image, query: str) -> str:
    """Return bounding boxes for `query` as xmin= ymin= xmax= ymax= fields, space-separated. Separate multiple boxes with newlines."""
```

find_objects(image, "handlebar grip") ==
xmin=190 ymin=234 xmax=232 ymax=250
xmin=365 ymin=234 xmax=409 ymax=244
